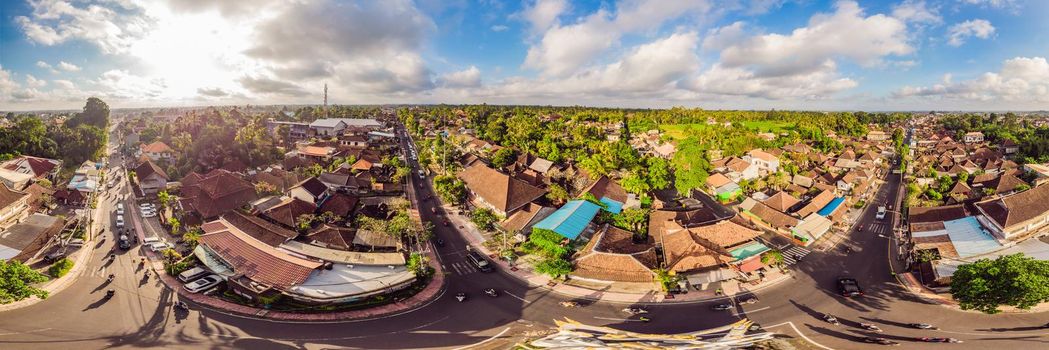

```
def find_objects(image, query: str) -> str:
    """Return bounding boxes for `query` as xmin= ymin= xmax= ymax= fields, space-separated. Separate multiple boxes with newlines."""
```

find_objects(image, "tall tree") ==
xmin=0 ymin=260 xmax=49 ymax=304
xmin=950 ymin=253 xmax=1049 ymax=314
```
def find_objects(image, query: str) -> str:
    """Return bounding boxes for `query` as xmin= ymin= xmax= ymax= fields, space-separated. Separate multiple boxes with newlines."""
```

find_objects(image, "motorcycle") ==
xmin=622 ymin=307 xmax=648 ymax=315
xmin=455 ymin=292 xmax=466 ymax=302
xmin=711 ymin=304 xmax=732 ymax=311
xmin=484 ymin=288 xmax=498 ymax=297
xmin=740 ymin=297 xmax=759 ymax=305
xmin=105 ymin=289 xmax=115 ymax=298
xmin=173 ymin=301 xmax=189 ymax=310
xmin=560 ymin=301 xmax=580 ymax=308
xmin=823 ymin=314 xmax=840 ymax=325
xmin=860 ymin=323 xmax=882 ymax=332
xmin=920 ymin=337 xmax=962 ymax=343
xmin=107 ymin=274 xmax=115 ymax=282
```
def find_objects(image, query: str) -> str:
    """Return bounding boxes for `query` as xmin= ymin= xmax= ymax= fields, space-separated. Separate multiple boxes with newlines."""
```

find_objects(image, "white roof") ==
xmin=912 ymin=216 xmax=1001 ymax=258
xmin=309 ymin=119 xmax=347 ymax=128
xmin=280 ymin=240 xmax=406 ymax=265
xmin=0 ymin=168 xmax=33 ymax=183
xmin=792 ymin=213 xmax=833 ymax=242
xmin=529 ymin=158 xmax=555 ymax=173
xmin=290 ymin=263 xmax=416 ymax=300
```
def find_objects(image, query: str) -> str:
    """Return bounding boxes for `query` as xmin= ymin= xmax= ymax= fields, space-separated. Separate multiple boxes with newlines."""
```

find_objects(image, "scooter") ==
xmin=560 ymin=301 xmax=579 ymax=308
xmin=484 ymin=288 xmax=498 ymax=297
xmin=107 ymin=274 xmax=115 ymax=282
xmin=173 ymin=301 xmax=189 ymax=310
xmin=860 ymin=323 xmax=882 ymax=332
xmin=622 ymin=307 xmax=647 ymax=315
xmin=455 ymin=292 xmax=466 ymax=302
xmin=105 ymin=289 xmax=115 ymax=298
xmin=909 ymin=323 xmax=937 ymax=330
xmin=823 ymin=314 xmax=840 ymax=325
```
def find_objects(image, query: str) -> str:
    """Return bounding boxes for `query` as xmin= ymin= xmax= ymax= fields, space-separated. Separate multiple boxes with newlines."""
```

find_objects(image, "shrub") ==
xmin=48 ymin=258 xmax=74 ymax=278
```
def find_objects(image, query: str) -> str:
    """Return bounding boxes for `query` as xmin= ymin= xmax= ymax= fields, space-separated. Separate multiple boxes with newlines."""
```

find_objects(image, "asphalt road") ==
xmin=0 ymin=129 xmax=1046 ymax=349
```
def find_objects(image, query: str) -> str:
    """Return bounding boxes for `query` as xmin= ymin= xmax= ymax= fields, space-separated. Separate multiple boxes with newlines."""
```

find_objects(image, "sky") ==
xmin=1 ymin=0 xmax=1048 ymax=111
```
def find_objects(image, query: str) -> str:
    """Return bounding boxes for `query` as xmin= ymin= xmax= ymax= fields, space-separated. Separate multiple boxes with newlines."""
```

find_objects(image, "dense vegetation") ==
xmin=1 ymin=97 xmax=110 ymax=167
xmin=950 ymin=253 xmax=1049 ymax=314
xmin=0 ymin=260 xmax=50 ymax=304
xmin=940 ymin=113 xmax=1049 ymax=163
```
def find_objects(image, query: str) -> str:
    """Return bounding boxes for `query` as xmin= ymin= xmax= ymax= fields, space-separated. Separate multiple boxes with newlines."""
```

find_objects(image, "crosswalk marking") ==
xmin=781 ymin=246 xmax=811 ymax=266
xmin=449 ymin=261 xmax=477 ymax=275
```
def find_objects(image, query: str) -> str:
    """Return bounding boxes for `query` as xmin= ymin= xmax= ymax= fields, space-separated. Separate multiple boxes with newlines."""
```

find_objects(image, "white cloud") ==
xmin=0 ymin=66 xmax=20 ymax=96
xmin=15 ymin=0 xmax=152 ymax=54
xmin=53 ymin=79 xmax=76 ymax=90
xmin=891 ymin=0 xmax=941 ymax=24
xmin=490 ymin=24 xmax=509 ymax=32
xmin=719 ymin=1 xmax=911 ymax=78
xmin=947 ymin=19 xmax=995 ymax=46
xmin=439 ymin=66 xmax=482 ymax=88
xmin=702 ymin=21 xmax=747 ymax=51
xmin=35 ymin=61 xmax=50 ymax=69
xmin=895 ymin=57 xmax=1049 ymax=106
xmin=520 ymin=0 xmax=568 ymax=33
xmin=686 ymin=60 xmax=858 ymax=100
xmin=523 ymin=0 xmax=710 ymax=77
xmin=57 ymin=61 xmax=81 ymax=71
xmin=25 ymin=74 xmax=47 ymax=88
xmin=962 ymin=0 xmax=1018 ymax=10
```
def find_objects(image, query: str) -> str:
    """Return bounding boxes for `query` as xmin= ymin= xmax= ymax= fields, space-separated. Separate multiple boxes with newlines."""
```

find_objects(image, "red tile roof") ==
xmin=200 ymin=220 xmax=320 ymax=289
xmin=262 ymin=197 xmax=317 ymax=228
xmin=181 ymin=169 xmax=258 ymax=219
xmin=135 ymin=159 xmax=168 ymax=181
xmin=457 ymin=163 xmax=546 ymax=214
xmin=220 ymin=211 xmax=298 ymax=247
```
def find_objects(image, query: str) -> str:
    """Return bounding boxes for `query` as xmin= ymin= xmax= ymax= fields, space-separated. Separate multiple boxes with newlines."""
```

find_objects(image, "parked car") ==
xmin=467 ymin=251 xmax=492 ymax=272
xmin=178 ymin=267 xmax=210 ymax=283
xmin=141 ymin=210 xmax=157 ymax=218
xmin=143 ymin=236 xmax=161 ymax=245
xmin=875 ymin=206 xmax=886 ymax=220
xmin=838 ymin=277 xmax=864 ymax=297
xmin=43 ymin=251 xmax=67 ymax=263
xmin=116 ymin=203 xmax=125 ymax=215
xmin=183 ymin=274 xmax=223 ymax=293
xmin=115 ymin=215 xmax=125 ymax=228
xmin=148 ymin=241 xmax=174 ymax=252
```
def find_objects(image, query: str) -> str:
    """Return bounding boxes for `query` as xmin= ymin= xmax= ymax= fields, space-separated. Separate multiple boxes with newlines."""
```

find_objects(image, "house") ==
xmin=297 ymin=145 xmax=337 ymax=161
xmin=338 ymin=135 xmax=369 ymax=148
xmin=743 ymin=201 xmax=799 ymax=231
xmin=288 ymin=177 xmax=330 ymax=205
xmin=352 ymin=229 xmax=402 ymax=251
xmin=975 ymin=184 xmax=1049 ymax=239
xmin=457 ymin=163 xmax=546 ymax=216
xmin=262 ymin=197 xmax=318 ymax=229
xmin=688 ymin=219 xmax=769 ymax=272
xmin=963 ymin=131 xmax=984 ymax=144
xmin=134 ymin=159 xmax=169 ymax=195
xmin=0 ymin=168 xmax=33 ymax=191
xmin=791 ymin=213 xmax=833 ymax=246
xmin=0 ymin=184 xmax=30 ymax=229
xmin=762 ymin=191 xmax=800 ymax=214
xmin=23 ymin=183 xmax=53 ymax=213
xmin=1000 ymin=139 xmax=1019 ymax=154
xmin=301 ymin=225 xmax=357 ymax=250
xmin=309 ymin=119 xmax=348 ymax=137
xmin=795 ymin=190 xmax=836 ymax=218
xmin=179 ymin=170 xmax=259 ymax=222
xmin=498 ymin=203 xmax=555 ymax=238
xmin=196 ymin=218 xmax=322 ymax=301
xmin=138 ymin=141 xmax=175 ymax=161
xmin=746 ymin=149 xmax=780 ymax=173
xmin=1 ymin=156 xmax=61 ymax=183
xmin=252 ymin=168 xmax=302 ymax=193
xmin=571 ymin=226 xmax=659 ymax=283
xmin=660 ymin=223 xmax=733 ymax=276
xmin=866 ymin=130 xmax=890 ymax=141
xmin=218 ymin=211 xmax=299 ymax=247
xmin=722 ymin=157 xmax=760 ymax=182
xmin=579 ymin=176 xmax=630 ymax=213
xmin=276 ymin=240 xmax=415 ymax=305
xmin=317 ymin=192 xmax=358 ymax=219
xmin=532 ymin=200 xmax=602 ymax=240
xmin=66 ymin=160 xmax=101 ymax=194
xmin=0 ymin=214 xmax=62 ymax=262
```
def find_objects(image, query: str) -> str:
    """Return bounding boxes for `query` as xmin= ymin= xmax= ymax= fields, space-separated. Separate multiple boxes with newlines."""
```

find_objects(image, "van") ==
xmin=178 ymin=267 xmax=209 ymax=283
xmin=467 ymin=251 xmax=492 ymax=272
xmin=143 ymin=236 xmax=161 ymax=245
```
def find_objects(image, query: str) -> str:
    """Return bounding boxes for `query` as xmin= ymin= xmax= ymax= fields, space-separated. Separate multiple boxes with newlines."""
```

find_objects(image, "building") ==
xmin=0 ymin=214 xmax=62 ymax=262
xmin=1 ymin=156 xmax=61 ymax=183
xmin=134 ymin=159 xmax=169 ymax=195
xmin=571 ymin=226 xmax=659 ymax=283
xmin=975 ymin=184 xmax=1049 ymax=240
xmin=67 ymin=160 xmax=101 ymax=194
xmin=866 ymin=130 xmax=890 ymax=141
xmin=963 ymin=131 xmax=984 ymax=144
xmin=288 ymin=177 xmax=330 ymax=205
xmin=0 ymin=184 xmax=30 ymax=229
xmin=179 ymin=170 xmax=259 ymax=222
xmin=746 ymin=149 xmax=780 ymax=173
xmin=457 ymin=163 xmax=546 ymax=216
xmin=532 ymin=200 xmax=602 ymax=240
xmin=0 ymin=168 xmax=33 ymax=191
xmin=309 ymin=118 xmax=382 ymax=137
xmin=265 ymin=120 xmax=310 ymax=141
xmin=499 ymin=203 xmax=555 ymax=239
xmin=138 ymin=141 xmax=175 ymax=161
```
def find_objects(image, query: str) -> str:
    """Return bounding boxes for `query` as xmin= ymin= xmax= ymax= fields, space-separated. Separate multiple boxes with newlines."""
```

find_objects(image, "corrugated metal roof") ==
xmin=600 ymin=197 xmax=623 ymax=214
xmin=817 ymin=197 xmax=845 ymax=216
xmin=533 ymin=200 xmax=601 ymax=240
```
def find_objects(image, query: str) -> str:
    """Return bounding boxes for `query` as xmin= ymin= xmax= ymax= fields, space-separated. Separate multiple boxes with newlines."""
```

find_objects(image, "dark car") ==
xmin=467 ymin=251 xmax=492 ymax=272
xmin=838 ymin=277 xmax=863 ymax=297
xmin=711 ymin=304 xmax=733 ymax=311
xmin=118 ymin=236 xmax=131 ymax=250
xmin=43 ymin=251 xmax=67 ymax=263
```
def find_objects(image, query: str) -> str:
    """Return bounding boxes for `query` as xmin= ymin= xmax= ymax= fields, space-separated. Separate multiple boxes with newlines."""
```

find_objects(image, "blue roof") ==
xmin=817 ymin=197 xmax=846 ymax=216
xmin=533 ymin=200 xmax=601 ymax=240
xmin=599 ymin=197 xmax=623 ymax=214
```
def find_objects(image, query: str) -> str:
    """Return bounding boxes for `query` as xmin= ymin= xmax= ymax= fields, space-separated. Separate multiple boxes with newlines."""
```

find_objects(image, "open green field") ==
xmin=659 ymin=121 xmax=795 ymax=139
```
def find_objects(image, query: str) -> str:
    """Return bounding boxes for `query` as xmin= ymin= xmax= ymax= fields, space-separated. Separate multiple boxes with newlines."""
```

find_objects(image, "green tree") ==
xmin=406 ymin=252 xmax=432 ymax=277
xmin=950 ymin=253 xmax=1049 ymax=314
xmin=470 ymin=208 xmax=500 ymax=231
xmin=489 ymin=147 xmax=517 ymax=169
xmin=646 ymin=157 xmax=672 ymax=190
xmin=654 ymin=268 xmax=679 ymax=292
xmin=47 ymin=258 xmax=74 ymax=278
xmin=167 ymin=217 xmax=181 ymax=235
xmin=67 ymin=97 xmax=110 ymax=128
xmin=157 ymin=190 xmax=172 ymax=211
xmin=182 ymin=227 xmax=202 ymax=249
xmin=432 ymin=175 xmax=466 ymax=205
xmin=619 ymin=171 xmax=651 ymax=196
xmin=546 ymin=183 xmax=570 ymax=205
xmin=534 ymin=256 xmax=572 ymax=278
xmin=761 ymin=250 xmax=784 ymax=267
xmin=0 ymin=260 xmax=49 ymax=303
xmin=296 ymin=214 xmax=316 ymax=232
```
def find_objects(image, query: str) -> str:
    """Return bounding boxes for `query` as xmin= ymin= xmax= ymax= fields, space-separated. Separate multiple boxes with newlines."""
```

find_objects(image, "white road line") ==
xmin=764 ymin=321 xmax=834 ymax=350
xmin=452 ymin=327 xmax=511 ymax=350
xmin=733 ymin=306 xmax=770 ymax=316
xmin=451 ymin=263 xmax=464 ymax=275
xmin=0 ymin=328 xmax=54 ymax=336
xmin=502 ymin=290 xmax=530 ymax=304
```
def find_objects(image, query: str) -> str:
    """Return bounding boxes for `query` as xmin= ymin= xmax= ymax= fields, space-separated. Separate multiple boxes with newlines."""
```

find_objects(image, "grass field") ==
xmin=659 ymin=121 xmax=795 ymax=139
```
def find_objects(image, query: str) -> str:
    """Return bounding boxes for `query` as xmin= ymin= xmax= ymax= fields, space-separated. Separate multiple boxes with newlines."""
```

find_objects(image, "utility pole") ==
xmin=323 ymin=83 xmax=328 ymax=118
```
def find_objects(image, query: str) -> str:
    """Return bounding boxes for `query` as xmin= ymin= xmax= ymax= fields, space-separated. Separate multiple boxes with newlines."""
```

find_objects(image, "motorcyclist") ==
xmin=823 ymin=314 xmax=839 ymax=324
xmin=484 ymin=288 xmax=497 ymax=296
xmin=107 ymin=274 xmax=114 ymax=282
xmin=860 ymin=323 xmax=881 ymax=331
xmin=455 ymin=292 xmax=466 ymax=302
xmin=106 ymin=289 xmax=115 ymax=298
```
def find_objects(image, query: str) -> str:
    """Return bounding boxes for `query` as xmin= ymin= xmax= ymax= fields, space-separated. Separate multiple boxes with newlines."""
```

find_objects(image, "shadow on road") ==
xmin=81 ymin=296 xmax=111 ymax=312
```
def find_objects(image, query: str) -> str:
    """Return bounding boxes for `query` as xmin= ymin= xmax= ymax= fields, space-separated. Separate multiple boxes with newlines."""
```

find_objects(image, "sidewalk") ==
xmin=443 ymin=203 xmax=793 ymax=305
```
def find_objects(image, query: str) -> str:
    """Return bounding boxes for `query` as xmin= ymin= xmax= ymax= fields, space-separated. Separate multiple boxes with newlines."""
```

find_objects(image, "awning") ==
xmin=738 ymin=258 xmax=765 ymax=273
xmin=685 ymin=268 xmax=735 ymax=285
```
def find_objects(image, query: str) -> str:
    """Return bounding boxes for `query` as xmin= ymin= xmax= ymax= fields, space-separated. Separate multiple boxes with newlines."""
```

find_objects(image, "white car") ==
xmin=115 ymin=215 xmax=125 ymax=228
xmin=875 ymin=206 xmax=887 ymax=220
xmin=183 ymin=274 xmax=223 ymax=293
xmin=139 ymin=203 xmax=155 ymax=210
xmin=116 ymin=203 xmax=125 ymax=215
xmin=148 ymin=241 xmax=173 ymax=252
xmin=141 ymin=209 xmax=157 ymax=218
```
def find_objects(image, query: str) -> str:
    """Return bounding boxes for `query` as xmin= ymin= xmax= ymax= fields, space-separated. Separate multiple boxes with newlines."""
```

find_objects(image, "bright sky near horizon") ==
xmin=1 ymin=0 xmax=1047 ymax=111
